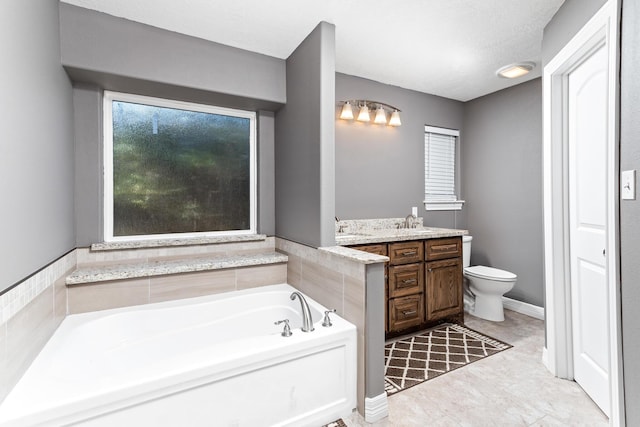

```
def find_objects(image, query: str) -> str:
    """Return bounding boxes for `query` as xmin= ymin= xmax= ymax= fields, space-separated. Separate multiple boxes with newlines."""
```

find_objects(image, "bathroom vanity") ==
xmin=335 ymin=221 xmax=466 ymax=338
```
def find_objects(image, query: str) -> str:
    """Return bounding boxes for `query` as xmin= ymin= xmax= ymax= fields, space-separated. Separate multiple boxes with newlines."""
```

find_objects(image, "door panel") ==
xmin=568 ymin=43 xmax=610 ymax=416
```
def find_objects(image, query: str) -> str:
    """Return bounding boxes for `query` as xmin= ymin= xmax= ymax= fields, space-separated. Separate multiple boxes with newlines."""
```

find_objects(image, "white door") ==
xmin=567 ymin=44 xmax=610 ymax=416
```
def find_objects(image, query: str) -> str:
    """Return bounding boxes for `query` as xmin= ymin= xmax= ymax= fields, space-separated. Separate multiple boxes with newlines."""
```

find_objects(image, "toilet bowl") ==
xmin=462 ymin=236 xmax=517 ymax=322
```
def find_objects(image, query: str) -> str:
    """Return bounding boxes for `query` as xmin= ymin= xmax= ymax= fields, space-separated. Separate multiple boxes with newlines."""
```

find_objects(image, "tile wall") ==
xmin=0 ymin=251 xmax=76 ymax=403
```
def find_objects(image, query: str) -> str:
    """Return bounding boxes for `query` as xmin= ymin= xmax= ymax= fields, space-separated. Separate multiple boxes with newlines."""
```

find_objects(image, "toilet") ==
xmin=462 ymin=235 xmax=517 ymax=322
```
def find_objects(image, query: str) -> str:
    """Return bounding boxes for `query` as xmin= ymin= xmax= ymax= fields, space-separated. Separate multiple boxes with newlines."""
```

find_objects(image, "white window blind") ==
xmin=424 ymin=125 xmax=463 ymax=210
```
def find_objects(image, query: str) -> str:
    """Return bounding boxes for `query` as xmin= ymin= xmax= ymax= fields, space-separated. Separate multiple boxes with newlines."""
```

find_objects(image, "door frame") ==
xmin=542 ymin=0 xmax=623 ymax=424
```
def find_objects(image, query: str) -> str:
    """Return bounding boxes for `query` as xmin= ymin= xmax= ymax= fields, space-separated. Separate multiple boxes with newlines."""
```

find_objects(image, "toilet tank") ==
xmin=462 ymin=235 xmax=472 ymax=268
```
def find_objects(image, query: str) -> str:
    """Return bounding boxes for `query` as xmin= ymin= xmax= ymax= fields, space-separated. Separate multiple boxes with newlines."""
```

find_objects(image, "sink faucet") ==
xmin=404 ymin=214 xmax=417 ymax=229
xmin=290 ymin=291 xmax=314 ymax=332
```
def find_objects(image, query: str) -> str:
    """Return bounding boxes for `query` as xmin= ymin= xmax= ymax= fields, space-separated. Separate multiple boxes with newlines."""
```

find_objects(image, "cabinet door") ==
xmin=426 ymin=258 xmax=463 ymax=321
xmin=389 ymin=294 xmax=424 ymax=332
xmin=389 ymin=263 xmax=424 ymax=298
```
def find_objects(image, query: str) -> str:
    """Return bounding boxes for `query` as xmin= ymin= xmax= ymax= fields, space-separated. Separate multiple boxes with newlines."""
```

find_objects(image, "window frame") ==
xmin=103 ymin=91 xmax=257 ymax=242
xmin=423 ymin=125 xmax=465 ymax=211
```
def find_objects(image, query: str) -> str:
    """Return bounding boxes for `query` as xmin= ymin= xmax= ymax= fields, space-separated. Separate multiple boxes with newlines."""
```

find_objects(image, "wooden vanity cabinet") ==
xmin=351 ymin=236 xmax=463 ymax=337
xmin=426 ymin=238 xmax=463 ymax=323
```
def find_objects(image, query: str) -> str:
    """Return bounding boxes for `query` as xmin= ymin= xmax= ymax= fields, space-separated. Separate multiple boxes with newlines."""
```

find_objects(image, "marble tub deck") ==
xmin=66 ymin=252 xmax=288 ymax=285
xmin=344 ymin=310 xmax=608 ymax=426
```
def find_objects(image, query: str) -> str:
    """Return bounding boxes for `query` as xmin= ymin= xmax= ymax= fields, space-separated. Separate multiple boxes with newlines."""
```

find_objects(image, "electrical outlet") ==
xmin=622 ymin=170 xmax=636 ymax=200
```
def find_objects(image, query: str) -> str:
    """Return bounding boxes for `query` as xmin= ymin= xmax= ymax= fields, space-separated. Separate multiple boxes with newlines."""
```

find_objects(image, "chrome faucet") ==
xmin=290 ymin=291 xmax=314 ymax=332
xmin=404 ymin=214 xmax=417 ymax=229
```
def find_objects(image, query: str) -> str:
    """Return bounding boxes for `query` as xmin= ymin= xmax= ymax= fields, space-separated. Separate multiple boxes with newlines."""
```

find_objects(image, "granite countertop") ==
xmin=335 ymin=226 xmax=468 ymax=246
xmin=66 ymin=252 xmax=288 ymax=285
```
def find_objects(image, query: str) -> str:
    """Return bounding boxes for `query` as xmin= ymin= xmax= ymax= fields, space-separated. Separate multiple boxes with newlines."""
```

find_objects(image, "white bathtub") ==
xmin=0 ymin=284 xmax=357 ymax=427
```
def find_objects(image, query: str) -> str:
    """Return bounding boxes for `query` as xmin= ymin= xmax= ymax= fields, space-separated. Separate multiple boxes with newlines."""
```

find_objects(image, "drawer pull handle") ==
xmin=402 ymin=310 xmax=417 ymax=316
xmin=402 ymin=278 xmax=417 ymax=285
xmin=401 ymin=250 xmax=417 ymax=256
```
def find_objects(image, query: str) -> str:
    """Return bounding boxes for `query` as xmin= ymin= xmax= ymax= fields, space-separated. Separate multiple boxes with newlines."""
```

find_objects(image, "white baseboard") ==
xmin=542 ymin=346 xmax=550 ymax=371
xmin=365 ymin=393 xmax=388 ymax=423
xmin=502 ymin=297 xmax=544 ymax=320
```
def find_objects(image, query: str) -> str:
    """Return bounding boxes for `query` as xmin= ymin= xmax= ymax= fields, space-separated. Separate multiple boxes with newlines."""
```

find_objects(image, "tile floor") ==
xmin=344 ymin=310 xmax=609 ymax=426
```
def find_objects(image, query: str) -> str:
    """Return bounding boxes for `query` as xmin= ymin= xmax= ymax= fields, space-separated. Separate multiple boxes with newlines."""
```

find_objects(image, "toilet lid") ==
xmin=464 ymin=265 xmax=517 ymax=282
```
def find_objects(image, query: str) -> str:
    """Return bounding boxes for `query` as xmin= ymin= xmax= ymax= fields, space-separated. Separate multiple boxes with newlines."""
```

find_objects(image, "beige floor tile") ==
xmin=348 ymin=310 xmax=608 ymax=426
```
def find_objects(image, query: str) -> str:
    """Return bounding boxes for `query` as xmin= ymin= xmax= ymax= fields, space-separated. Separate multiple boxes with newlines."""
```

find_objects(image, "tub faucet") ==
xmin=290 ymin=291 xmax=315 ymax=332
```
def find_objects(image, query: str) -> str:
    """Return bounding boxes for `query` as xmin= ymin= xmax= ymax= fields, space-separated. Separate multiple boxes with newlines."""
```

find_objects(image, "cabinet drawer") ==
xmin=389 ymin=294 xmax=425 ymax=332
xmin=353 ymin=243 xmax=388 ymax=257
xmin=425 ymin=237 xmax=462 ymax=261
xmin=389 ymin=241 xmax=424 ymax=265
xmin=389 ymin=263 xmax=424 ymax=298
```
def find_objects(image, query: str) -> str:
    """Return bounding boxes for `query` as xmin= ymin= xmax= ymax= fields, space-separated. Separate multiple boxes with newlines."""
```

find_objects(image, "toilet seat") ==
xmin=464 ymin=265 xmax=517 ymax=282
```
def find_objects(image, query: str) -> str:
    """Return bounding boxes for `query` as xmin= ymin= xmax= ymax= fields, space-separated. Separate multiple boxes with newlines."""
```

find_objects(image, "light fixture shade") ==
xmin=389 ymin=110 xmax=402 ymax=126
xmin=496 ymin=62 xmax=535 ymax=79
xmin=340 ymin=102 xmax=354 ymax=120
xmin=374 ymin=106 xmax=387 ymax=124
xmin=357 ymin=104 xmax=370 ymax=122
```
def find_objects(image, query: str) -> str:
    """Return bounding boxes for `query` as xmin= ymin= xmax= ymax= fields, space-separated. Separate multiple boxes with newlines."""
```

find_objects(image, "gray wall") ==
xmin=462 ymin=79 xmax=544 ymax=307
xmin=620 ymin=0 xmax=640 ymax=423
xmin=0 ymin=0 xmax=75 ymax=293
xmin=275 ymin=22 xmax=336 ymax=247
xmin=335 ymin=73 xmax=465 ymax=229
xmin=59 ymin=3 xmax=285 ymax=111
xmin=60 ymin=4 xmax=284 ymax=245
xmin=542 ymin=0 xmax=607 ymax=65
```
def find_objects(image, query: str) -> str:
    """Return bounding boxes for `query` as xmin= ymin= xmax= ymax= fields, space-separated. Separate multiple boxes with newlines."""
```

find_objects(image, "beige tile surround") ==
xmin=0 ymin=251 xmax=75 ymax=404
xmin=68 ymin=237 xmax=287 ymax=313
xmin=275 ymin=238 xmax=386 ymax=416
xmin=66 ymin=263 xmax=287 ymax=314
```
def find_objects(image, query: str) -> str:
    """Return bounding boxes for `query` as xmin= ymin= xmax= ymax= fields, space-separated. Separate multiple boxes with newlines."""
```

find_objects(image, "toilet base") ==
xmin=472 ymin=294 xmax=505 ymax=322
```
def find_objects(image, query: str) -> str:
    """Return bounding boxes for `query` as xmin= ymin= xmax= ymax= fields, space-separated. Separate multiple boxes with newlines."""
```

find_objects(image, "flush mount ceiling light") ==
xmin=496 ymin=62 xmax=536 ymax=79
xmin=339 ymin=100 xmax=401 ymax=127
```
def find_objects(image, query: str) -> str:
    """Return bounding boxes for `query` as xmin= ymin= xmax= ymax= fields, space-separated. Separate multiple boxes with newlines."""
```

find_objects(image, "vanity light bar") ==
xmin=339 ymin=100 xmax=401 ymax=127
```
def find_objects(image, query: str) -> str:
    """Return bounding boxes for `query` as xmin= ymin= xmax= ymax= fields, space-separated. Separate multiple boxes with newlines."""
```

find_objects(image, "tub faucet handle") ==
xmin=322 ymin=309 xmax=337 ymax=327
xmin=274 ymin=319 xmax=292 ymax=337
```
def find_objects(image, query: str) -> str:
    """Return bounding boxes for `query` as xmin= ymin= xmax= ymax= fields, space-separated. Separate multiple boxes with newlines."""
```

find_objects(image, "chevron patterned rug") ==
xmin=385 ymin=323 xmax=511 ymax=396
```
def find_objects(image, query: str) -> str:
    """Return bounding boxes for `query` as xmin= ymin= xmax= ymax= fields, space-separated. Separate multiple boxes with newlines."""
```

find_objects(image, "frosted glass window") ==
xmin=104 ymin=92 xmax=256 ymax=241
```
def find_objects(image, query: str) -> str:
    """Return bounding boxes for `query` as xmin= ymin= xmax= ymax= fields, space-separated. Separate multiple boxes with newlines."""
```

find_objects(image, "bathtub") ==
xmin=0 ymin=284 xmax=357 ymax=426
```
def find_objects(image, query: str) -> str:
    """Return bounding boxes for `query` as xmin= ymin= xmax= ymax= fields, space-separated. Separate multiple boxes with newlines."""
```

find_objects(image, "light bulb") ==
xmin=340 ymin=102 xmax=354 ymax=120
xmin=374 ymin=106 xmax=387 ymax=124
xmin=389 ymin=110 xmax=402 ymax=126
xmin=357 ymin=104 xmax=370 ymax=122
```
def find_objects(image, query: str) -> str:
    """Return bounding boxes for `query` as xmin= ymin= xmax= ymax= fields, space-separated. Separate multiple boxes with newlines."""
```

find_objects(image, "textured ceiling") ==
xmin=61 ymin=0 xmax=564 ymax=102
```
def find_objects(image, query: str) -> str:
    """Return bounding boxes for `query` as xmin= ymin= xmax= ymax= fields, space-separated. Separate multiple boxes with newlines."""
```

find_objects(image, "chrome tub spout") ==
xmin=290 ymin=291 xmax=314 ymax=332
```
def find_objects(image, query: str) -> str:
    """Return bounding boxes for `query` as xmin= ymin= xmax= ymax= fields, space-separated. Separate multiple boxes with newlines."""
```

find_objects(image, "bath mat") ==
xmin=384 ymin=323 xmax=511 ymax=396
xmin=323 ymin=419 xmax=347 ymax=427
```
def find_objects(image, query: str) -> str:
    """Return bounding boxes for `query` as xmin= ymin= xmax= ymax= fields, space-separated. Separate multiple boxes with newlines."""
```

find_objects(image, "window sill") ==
xmin=423 ymin=200 xmax=465 ymax=211
xmin=91 ymin=234 xmax=267 ymax=252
